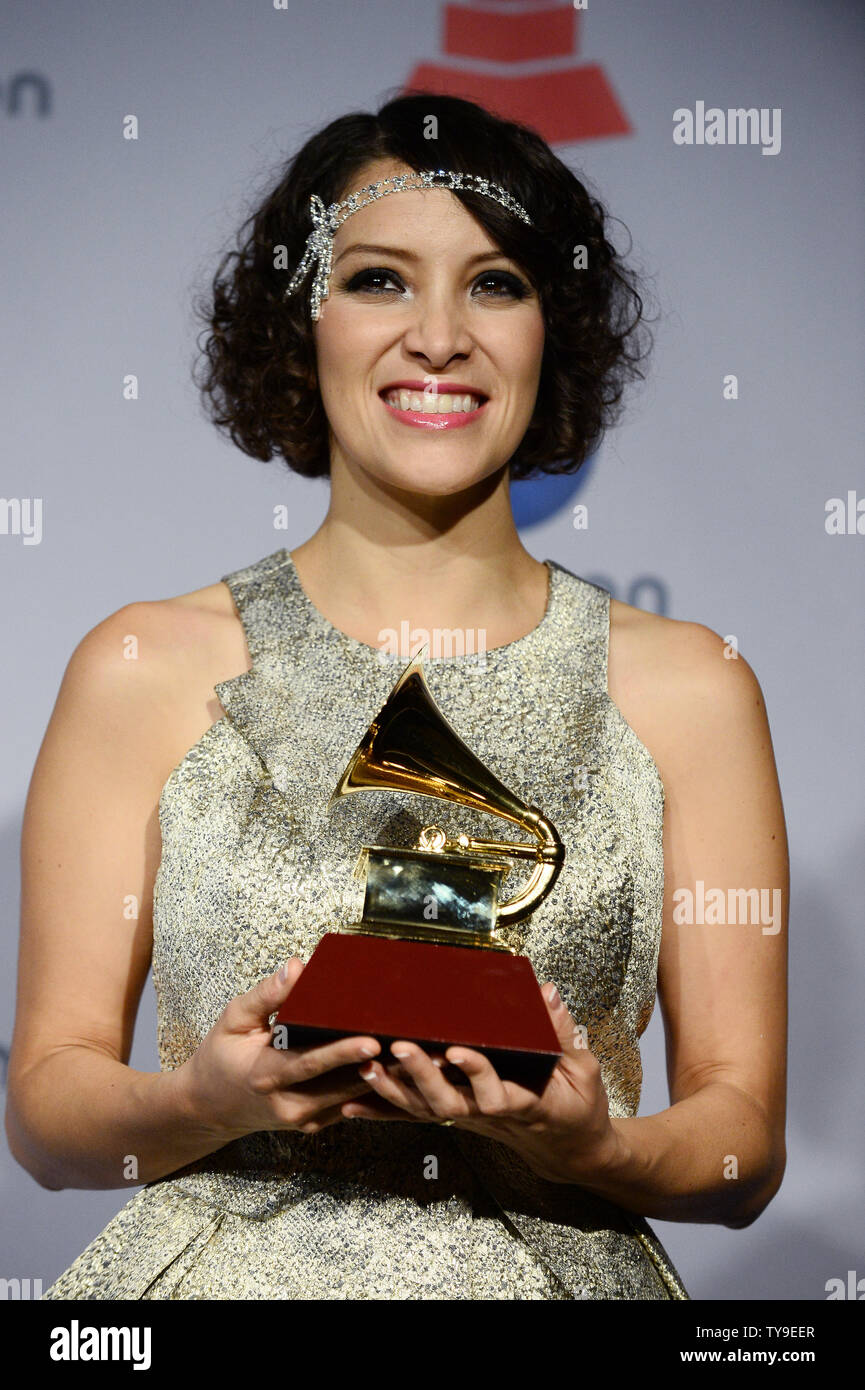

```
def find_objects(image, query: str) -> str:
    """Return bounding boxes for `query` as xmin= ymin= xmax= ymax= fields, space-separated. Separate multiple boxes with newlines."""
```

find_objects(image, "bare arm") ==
xmin=5 ymin=601 xmax=381 ymax=1191
xmin=5 ymin=603 xmax=233 ymax=1188
xmin=578 ymin=620 xmax=789 ymax=1227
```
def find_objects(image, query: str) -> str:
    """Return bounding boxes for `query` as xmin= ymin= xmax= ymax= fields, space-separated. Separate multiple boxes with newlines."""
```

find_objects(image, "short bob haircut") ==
xmin=193 ymin=91 xmax=653 ymax=481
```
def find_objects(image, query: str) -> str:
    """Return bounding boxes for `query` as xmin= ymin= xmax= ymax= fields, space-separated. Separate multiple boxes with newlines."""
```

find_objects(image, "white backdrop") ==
xmin=1 ymin=0 xmax=863 ymax=1301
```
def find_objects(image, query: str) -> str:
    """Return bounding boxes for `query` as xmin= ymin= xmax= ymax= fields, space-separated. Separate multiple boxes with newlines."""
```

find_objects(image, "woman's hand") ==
xmin=340 ymin=984 xmax=623 ymax=1184
xmin=176 ymin=959 xmax=384 ymax=1143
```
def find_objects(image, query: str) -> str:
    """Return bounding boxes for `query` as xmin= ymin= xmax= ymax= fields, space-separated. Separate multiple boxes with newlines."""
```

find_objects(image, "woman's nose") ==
xmin=402 ymin=294 xmax=472 ymax=369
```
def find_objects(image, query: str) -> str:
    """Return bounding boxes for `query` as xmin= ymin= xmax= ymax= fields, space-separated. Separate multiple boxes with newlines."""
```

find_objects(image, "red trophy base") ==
xmin=274 ymin=932 xmax=562 ymax=1091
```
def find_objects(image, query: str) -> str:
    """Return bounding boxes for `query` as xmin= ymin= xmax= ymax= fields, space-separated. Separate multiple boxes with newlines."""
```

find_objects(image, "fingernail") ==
xmin=359 ymin=1064 xmax=377 ymax=1080
xmin=547 ymin=985 xmax=561 ymax=1008
xmin=448 ymin=1052 xmax=465 ymax=1065
xmin=278 ymin=962 xmax=289 ymax=982
xmin=390 ymin=1046 xmax=410 ymax=1058
xmin=359 ymin=1046 xmax=376 ymax=1058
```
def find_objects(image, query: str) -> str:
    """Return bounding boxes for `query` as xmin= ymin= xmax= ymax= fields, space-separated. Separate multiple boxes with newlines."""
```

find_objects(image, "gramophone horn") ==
xmin=328 ymin=646 xmax=565 ymax=924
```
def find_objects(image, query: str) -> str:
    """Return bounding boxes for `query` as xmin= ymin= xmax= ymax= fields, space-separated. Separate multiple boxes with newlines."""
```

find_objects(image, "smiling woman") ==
xmin=193 ymin=93 xmax=651 ymax=483
xmin=9 ymin=91 xmax=788 ymax=1303
xmin=304 ymin=160 xmax=548 ymax=503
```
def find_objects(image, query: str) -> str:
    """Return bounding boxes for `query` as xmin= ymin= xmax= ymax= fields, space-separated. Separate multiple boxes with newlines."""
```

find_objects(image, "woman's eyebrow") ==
xmin=333 ymin=243 xmax=509 ymax=268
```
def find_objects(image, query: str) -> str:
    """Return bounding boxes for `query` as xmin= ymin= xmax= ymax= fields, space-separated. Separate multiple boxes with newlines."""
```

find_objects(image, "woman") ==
xmin=8 ymin=93 xmax=788 ymax=1300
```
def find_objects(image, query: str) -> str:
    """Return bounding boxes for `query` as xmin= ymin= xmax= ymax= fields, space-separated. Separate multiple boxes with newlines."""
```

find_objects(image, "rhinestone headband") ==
xmin=284 ymin=169 xmax=534 ymax=321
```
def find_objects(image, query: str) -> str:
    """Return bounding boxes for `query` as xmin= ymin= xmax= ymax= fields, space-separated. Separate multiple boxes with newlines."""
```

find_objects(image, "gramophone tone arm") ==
xmin=454 ymin=835 xmax=561 ymax=864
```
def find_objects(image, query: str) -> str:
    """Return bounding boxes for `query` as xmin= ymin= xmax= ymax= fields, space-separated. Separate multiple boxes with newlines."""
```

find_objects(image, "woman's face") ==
xmin=311 ymin=160 xmax=545 ymax=499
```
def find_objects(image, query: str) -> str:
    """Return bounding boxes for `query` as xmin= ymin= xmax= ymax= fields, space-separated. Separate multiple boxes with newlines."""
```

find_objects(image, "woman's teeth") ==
xmin=384 ymin=390 xmax=482 ymax=413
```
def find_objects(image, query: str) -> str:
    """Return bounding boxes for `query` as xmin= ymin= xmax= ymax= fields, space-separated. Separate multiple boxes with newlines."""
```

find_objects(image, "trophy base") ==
xmin=273 ymin=931 xmax=562 ymax=1092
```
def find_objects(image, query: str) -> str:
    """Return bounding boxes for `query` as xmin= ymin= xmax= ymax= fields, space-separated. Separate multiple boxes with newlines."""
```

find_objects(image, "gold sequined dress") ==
xmin=43 ymin=548 xmax=689 ymax=1300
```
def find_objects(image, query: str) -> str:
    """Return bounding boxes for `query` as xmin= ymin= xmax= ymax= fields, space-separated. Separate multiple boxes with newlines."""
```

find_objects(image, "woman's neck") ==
xmin=289 ymin=523 xmax=548 ymax=655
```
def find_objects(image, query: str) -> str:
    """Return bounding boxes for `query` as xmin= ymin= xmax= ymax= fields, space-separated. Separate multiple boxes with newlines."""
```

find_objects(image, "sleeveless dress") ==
xmin=43 ymin=547 xmax=689 ymax=1300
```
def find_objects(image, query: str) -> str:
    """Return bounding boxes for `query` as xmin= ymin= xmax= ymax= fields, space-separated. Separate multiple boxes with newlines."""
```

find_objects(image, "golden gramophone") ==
xmin=273 ymin=646 xmax=565 ymax=1088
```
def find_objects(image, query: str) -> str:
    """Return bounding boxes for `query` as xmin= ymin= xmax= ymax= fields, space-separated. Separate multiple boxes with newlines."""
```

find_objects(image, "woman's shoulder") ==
xmin=609 ymin=595 xmax=748 ymax=683
xmin=607 ymin=595 xmax=771 ymax=779
xmin=69 ymin=577 xmax=248 ymax=689
xmin=609 ymin=592 xmax=767 ymax=689
xmin=52 ymin=577 xmax=251 ymax=775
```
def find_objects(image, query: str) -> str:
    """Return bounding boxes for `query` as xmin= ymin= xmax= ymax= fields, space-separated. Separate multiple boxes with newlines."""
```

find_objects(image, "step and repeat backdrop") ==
xmin=1 ymin=0 xmax=862 ymax=1301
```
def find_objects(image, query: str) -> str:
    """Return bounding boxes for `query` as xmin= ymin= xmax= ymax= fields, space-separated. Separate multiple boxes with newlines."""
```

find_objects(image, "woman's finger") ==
xmin=374 ymin=1043 xmax=478 ymax=1120
xmin=289 ymin=1069 xmax=393 ymax=1108
xmin=357 ymin=1055 xmax=442 ymax=1119
xmin=271 ymin=1031 xmax=382 ymax=1085
xmin=441 ymin=1046 xmax=514 ymax=1116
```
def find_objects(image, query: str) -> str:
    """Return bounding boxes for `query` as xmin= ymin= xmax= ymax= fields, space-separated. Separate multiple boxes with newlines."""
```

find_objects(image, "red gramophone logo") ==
xmin=404 ymin=0 xmax=630 ymax=144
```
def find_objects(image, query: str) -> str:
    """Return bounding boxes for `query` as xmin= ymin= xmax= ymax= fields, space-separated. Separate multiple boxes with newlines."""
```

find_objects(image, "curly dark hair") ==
xmin=192 ymin=91 xmax=655 ymax=481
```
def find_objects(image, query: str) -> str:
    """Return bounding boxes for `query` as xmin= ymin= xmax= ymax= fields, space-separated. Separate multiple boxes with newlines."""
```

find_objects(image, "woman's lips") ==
xmin=380 ymin=395 xmax=487 ymax=430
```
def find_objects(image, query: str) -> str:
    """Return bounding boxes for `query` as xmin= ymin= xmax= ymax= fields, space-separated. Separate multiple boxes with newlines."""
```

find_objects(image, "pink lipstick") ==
xmin=380 ymin=397 xmax=487 ymax=429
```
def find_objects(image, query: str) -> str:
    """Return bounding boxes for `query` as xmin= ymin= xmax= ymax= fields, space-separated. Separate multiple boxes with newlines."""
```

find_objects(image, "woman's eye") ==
xmin=340 ymin=267 xmax=529 ymax=300
xmin=343 ymin=267 xmax=403 ymax=295
xmin=472 ymin=271 xmax=528 ymax=300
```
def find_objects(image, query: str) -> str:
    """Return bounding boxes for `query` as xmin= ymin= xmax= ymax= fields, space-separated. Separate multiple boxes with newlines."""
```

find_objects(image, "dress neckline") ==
xmin=283 ymin=549 xmax=558 ymax=664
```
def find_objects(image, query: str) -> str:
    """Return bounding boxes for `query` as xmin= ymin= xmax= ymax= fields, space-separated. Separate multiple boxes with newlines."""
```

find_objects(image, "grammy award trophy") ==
xmin=272 ymin=646 xmax=565 ymax=1089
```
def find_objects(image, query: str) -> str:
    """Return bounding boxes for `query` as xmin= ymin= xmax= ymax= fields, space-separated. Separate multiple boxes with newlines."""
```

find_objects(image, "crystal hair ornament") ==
xmin=285 ymin=169 xmax=534 ymax=321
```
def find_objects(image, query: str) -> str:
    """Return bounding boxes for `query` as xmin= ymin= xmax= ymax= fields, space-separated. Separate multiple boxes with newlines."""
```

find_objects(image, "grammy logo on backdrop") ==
xmin=273 ymin=645 xmax=565 ymax=1089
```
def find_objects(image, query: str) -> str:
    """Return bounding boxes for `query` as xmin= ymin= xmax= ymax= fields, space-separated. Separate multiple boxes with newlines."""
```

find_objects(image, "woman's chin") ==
xmin=368 ymin=457 xmax=506 ymax=500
